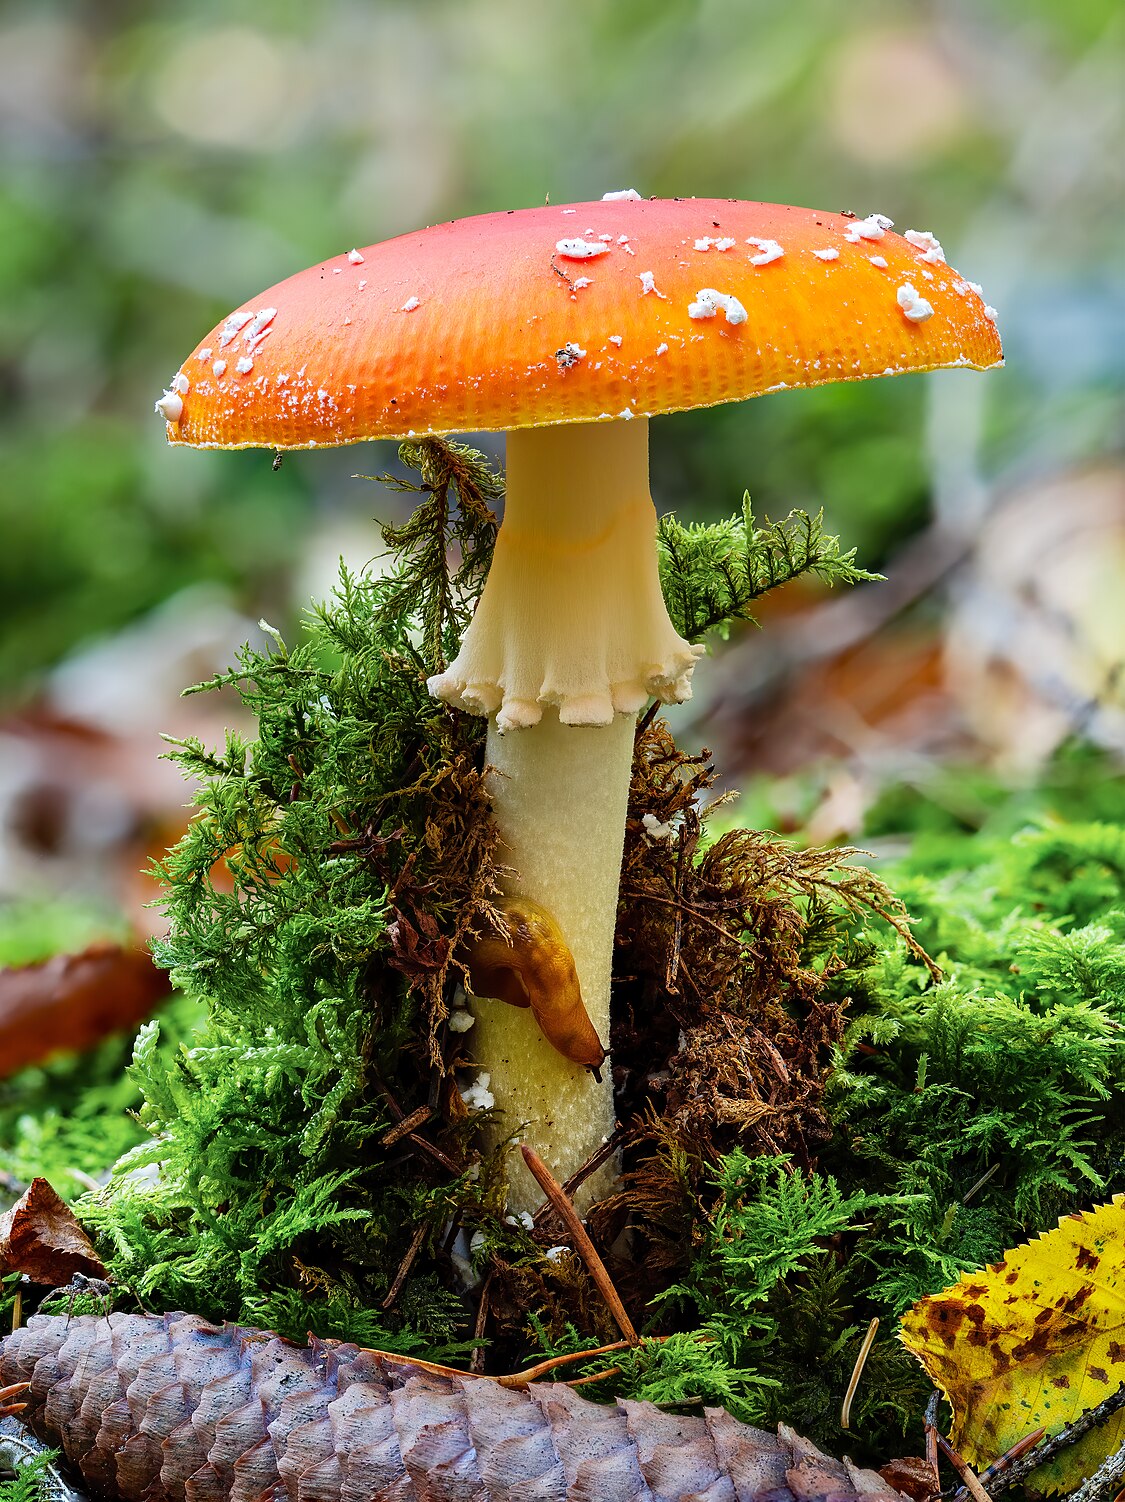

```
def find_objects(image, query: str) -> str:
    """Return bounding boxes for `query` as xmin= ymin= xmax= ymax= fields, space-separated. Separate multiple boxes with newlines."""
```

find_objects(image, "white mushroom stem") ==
xmin=429 ymin=419 xmax=701 ymax=1211
xmin=478 ymin=709 xmax=634 ymax=1210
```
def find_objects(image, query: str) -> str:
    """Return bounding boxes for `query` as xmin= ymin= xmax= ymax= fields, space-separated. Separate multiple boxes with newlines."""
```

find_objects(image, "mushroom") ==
xmin=159 ymin=197 xmax=1002 ymax=1209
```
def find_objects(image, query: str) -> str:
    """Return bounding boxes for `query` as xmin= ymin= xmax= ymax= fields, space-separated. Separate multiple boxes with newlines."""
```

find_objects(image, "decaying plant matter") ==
xmin=613 ymin=712 xmax=924 ymax=1170
xmin=0 ymin=945 xmax=170 ymax=1081
xmin=0 ymin=1310 xmax=906 ymax=1502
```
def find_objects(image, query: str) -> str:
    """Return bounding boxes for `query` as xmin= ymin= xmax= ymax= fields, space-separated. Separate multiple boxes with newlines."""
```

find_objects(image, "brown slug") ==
xmin=464 ymin=896 xmax=607 ymax=1076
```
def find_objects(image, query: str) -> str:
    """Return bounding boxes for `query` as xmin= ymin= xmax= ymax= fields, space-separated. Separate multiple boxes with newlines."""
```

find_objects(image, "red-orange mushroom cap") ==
xmin=156 ymin=198 xmax=1002 ymax=449
xmin=157 ymin=194 xmax=1002 ymax=732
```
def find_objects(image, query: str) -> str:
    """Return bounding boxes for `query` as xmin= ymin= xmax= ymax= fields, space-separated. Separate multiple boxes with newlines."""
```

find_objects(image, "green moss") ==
xmin=0 ymin=902 xmax=196 ymax=1205
xmin=0 ymin=1445 xmax=64 ymax=1502
xmin=6 ymin=440 xmax=1123 ymax=1462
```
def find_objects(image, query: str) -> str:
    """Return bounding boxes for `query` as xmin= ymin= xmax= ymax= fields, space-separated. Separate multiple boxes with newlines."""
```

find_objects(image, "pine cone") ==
xmin=1 ymin=1311 xmax=904 ymax=1501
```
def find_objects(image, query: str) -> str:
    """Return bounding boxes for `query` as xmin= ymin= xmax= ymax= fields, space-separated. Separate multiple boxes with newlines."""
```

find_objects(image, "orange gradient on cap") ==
xmin=165 ymin=198 xmax=1002 ymax=451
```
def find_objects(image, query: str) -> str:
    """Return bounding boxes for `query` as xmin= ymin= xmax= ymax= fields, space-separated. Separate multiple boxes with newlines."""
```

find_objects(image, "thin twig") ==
xmin=936 ymin=1433 xmax=991 ymax=1502
xmin=532 ymin=1129 xmax=626 ymax=1229
xmin=0 ymin=1380 xmax=29 ymax=1417
xmin=621 ymin=887 xmax=747 ymax=949
xmin=1071 ymin=1436 xmax=1125 ymax=1502
xmin=925 ymin=1391 xmax=942 ymax=1491
xmin=381 ymin=1223 xmax=429 ymax=1310
xmin=469 ymin=1270 xmax=492 ymax=1375
xmin=381 ymin=1104 xmax=433 ymax=1146
xmin=840 ymin=1317 xmax=879 ymax=1429
xmin=521 ymin=1145 xmax=639 ymax=1345
xmin=969 ymin=1380 xmax=1125 ymax=1500
xmin=566 ymin=1365 xmax=623 ymax=1387
xmin=977 ymin=1427 xmax=1045 ymax=1487
xmin=635 ymin=701 xmax=661 ymax=737
xmin=666 ymin=831 xmax=686 ymax=994
xmin=961 ymin=1163 xmax=1000 ymax=1205
xmin=373 ymin=1073 xmax=460 ymax=1174
xmin=497 ymin=1339 xmax=637 ymax=1388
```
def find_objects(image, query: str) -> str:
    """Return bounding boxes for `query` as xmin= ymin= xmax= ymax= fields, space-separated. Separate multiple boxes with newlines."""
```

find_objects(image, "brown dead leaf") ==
xmin=878 ymin=1456 xmax=938 ymax=1500
xmin=0 ymin=942 xmax=171 ymax=1079
xmin=0 ymin=1177 xmax=106 ymax=1284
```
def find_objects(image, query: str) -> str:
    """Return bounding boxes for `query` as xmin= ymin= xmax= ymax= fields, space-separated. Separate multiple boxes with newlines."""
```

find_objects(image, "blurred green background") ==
xmin=0 ymin=0 xmax=1122 ymax=897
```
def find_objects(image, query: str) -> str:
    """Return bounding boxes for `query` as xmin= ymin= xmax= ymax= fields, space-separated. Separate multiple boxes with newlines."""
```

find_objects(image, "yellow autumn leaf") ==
xmin=900 ymin=1195 xmax=1125 ymax=1494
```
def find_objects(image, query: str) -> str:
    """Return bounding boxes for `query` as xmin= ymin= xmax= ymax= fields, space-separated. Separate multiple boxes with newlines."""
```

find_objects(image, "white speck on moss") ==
xmin=346 ymin=248 xmax=365 ymax=264
xmin=897 ymin=283 xmax=934 ymax=322
xmin=545 ymin=1246 xmax=569 ymax=1263
xmin=689 ymin=288 xmax=748 ymax=325
xmin=638 ymin=271 xmax=665 ymax=297
xmin=602 ymin=188 xmax=642 ymax=201
xmin=154 ymin=390 xmax=183 ymax=422
xmin=171 ymin=372 xmax=190 ymax=394
xmin=461 ymin=1072 xmax=494 ymax=1110
xmin=904 ymin=229 xmax=945 ymax=263
xmin=813 ymin=248 xmax=840 ymax=261
xmin=656 ymin=342 xmax=669 ymax=355
xmin=608 ymin=334 xmax=623 ymax=346
xmin=235 ymin=356 xmax=254 ymax=374
xmin=868 ymin=255 xmax=888 ymax=268
xmin=217 ymin=310 xmax=254 ymax=348
xmin=401 ymin=296 xmax=420 ymax=312
xmin=556 ymin=238 xmax=611 ymax=259
xmin=845 ymin=213 xmax=893 ymax=243
xmin=746 ymin=237 xmax=783 ymax=265
xmin=448 ymin=1010 xmax=475 ymax=1032
xmin=212 ymin=359 xmax=227 ymax=378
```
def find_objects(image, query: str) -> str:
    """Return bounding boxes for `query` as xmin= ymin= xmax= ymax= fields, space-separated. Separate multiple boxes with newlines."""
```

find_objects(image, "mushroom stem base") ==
xmin=469 ymin=709 xmax=634 ymax=1212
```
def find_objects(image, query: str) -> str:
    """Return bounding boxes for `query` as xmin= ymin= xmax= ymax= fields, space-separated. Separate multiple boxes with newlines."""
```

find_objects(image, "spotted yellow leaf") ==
xmin=900 ymin=1195 xmax=1125 ymax=1494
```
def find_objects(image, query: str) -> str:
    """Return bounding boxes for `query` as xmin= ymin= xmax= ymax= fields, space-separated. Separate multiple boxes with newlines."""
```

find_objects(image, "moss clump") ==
xmin=19 ymin=438 xmax=1119 ymax=1460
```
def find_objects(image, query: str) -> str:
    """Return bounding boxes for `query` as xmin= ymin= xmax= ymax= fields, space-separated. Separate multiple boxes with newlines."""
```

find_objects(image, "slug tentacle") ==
xmin=465 ymin=896 xmax=607 ymax=1076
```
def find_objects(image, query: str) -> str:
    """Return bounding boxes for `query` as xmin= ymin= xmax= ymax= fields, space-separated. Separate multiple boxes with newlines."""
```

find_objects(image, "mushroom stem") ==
xmin=439 ymin=418 xmax=699 ymax=1211
xmin=476 ymin=707 xmax=634 ymax=1210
